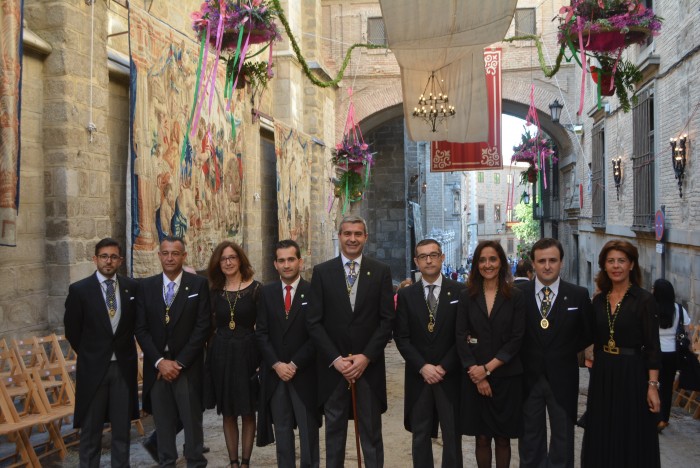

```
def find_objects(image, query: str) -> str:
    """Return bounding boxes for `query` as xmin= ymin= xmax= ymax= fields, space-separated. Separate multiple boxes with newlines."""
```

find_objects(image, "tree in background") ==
xmin=512 ymin=202 xmax=539 ymax=259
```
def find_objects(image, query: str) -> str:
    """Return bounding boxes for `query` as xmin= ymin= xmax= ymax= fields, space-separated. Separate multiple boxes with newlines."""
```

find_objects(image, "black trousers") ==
xmin=324 ymin=377 xmax=384 ymax=468
xmin=270 ymin=381 xmax=320 ymax=468
xmin=409 ymin=383 xmax=462 ymax=468
xmin=151 ymin=371 xmax=206 ymax=467
xmin=659 ymin=351 xmax=678 ymax=423
xmin=519 ymin=375 xmax=575 ymax=468
xmin=79 ymin=361 xmax=131 ymax=468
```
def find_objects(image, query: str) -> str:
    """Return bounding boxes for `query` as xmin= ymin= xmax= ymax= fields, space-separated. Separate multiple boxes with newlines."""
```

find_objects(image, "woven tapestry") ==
xmin=128 ymin=5 xmax=244 ymax=275
xmin=274 ymin=121 xmax=311 ymax=256
xmin=0 ymin=0 xmax=23 ymax=247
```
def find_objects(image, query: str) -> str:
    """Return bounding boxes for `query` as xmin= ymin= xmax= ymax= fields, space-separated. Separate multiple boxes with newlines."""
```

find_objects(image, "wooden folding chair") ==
xmin=28 ymin=365 xmax=79 ymax=448
xmin=1 ymin=371 xmax=68 ymax=466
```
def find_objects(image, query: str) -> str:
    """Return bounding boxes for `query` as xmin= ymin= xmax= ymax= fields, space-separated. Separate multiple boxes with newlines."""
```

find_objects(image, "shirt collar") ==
xmin=421 ymin=275 xmax=443 ymax=289
xmin=162 ymin=271 xmax=184 ymax=288
xmin=282 ymin=275 xmax=301 ymax=291
xmin=535 ymin=276 xmax=560 ymax=297
xmin=96 ymin=270 xmax=116 ymax=284
xmin=341 ymin=253 xmax=363 ymax=268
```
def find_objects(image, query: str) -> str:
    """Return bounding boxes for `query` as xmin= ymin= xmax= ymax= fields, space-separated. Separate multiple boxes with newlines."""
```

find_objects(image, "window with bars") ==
xmin=507 ymin=238 xmax=514 ymax=254
xmin=477 ymin=172 xmax=484 ymax=183
xmin=478 ymin=204 xmax=485 ymax=223
xmin=591 ymin=123 xmax=606 ymax=226
xmin=632 ymin=87 xmax=655 ymax=229
xmin=515 ymin=8 xmax=536 ymax=36
xmin=494 ymin=204 xmax=501 ymax=222
xmin=367 ymin=17 xmax=387 ymax=46
xmin=494 ymin=173 xmax=501 ymax=184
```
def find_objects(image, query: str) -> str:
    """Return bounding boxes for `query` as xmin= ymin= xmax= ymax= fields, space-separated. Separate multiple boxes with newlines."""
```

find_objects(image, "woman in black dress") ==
xmin=456 ymin=240 xmax=525 ymax=468
xmin=207 ymin=241 xmax=261 ymax=468
xmin=582 ymin=240 xmax=661 ymax=467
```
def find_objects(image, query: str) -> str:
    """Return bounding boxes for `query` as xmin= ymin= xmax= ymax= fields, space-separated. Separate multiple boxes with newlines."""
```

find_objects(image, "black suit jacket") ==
xmin=256 ymin=278 xmax=319 ymax=446
xmin=64 ymin=273 xmax=140 ymax=427
xmin=394 ymin=277 xmax=466 ymax=432
xmin=134 ymin=271 xmax=211 ymax=413
xmin=455 ymin=286 xmax=526 ymax=377
xmin=306 ymin=255 xmax=394 ymax=412
xmin=515 ymin=279 xmax=592 ymax=420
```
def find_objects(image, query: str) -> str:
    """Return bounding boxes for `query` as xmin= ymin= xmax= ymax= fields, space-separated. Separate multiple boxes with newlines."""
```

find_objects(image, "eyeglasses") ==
xmin=416 ymin=252 xmax=441 ymax=261
xmin=220 ymin=256 xmax=238 ymax=264
xmin=97 ymin=254 xmax=121 ymax=261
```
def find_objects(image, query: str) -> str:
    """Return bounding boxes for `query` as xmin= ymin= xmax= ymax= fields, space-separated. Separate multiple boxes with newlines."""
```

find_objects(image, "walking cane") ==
xmin=349 ymin=355 xmax=363 ymax=468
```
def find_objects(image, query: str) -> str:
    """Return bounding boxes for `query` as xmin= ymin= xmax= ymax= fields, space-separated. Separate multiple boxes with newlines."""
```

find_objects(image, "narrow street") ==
xmin=44 ymin=341 xmax=700 ymax=467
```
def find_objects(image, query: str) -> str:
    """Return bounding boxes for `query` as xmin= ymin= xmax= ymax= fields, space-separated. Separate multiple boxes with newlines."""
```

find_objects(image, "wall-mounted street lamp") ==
xmin=549 ymin=99 xmax=563 ymax=124
xmin=612 ymin=157 xmax=622 ymax=200
xmin=520 ymin=190 xmax=530 ymax=205
xmin=670 ymin=135 xmax=688 ymax=198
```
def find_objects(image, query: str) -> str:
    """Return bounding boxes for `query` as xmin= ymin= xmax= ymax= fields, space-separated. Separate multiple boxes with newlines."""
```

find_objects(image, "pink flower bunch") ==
xmin=191 ymin=0 xmax=281 ymax=48
xmin=511 ymin=130 xmax=557 ymax=167
xmin=557 ymin=0 xmax=662 ymax=45
xmin=332 ymin=141 xmax=375 ymax=172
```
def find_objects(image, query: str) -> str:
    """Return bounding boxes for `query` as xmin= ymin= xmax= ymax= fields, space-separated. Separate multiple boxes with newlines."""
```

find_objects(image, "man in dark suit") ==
xmin=513 ymin=258 xmax=534 ymax=284
xmin=256 ymin=239 xmax=320 ymax=468
xmin=516 ymin=238 xmax=592 ymax=468
xmin=64 ymin=238 xmax=140 ymax=468
xmin=135 ymin=236 xmax=211 ymax=467
xmin=395 ymin=239 xmax=465 ymax=468
xmin=307 ymin=215 xmax=394 ymax=468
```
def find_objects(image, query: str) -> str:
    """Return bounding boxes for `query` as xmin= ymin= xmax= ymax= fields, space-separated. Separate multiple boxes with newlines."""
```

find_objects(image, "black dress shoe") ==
xmin=142 ymin=438 xmax=159 ymax=463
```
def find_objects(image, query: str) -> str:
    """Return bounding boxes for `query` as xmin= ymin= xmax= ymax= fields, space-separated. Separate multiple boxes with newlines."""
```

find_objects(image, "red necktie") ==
xmin=284 ymin=285 xmax=292 ymax=316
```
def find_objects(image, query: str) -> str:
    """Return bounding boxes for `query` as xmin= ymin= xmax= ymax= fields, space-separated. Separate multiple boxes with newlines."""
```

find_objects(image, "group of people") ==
xmin=63 ymin=214 xmax=681 ymax=468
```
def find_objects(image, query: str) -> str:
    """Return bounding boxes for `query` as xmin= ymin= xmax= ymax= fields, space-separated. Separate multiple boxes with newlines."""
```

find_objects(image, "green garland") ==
xmin=271 ymin=0 xmax=386 ymax=88
xmin=502 ymin=35 xmax=567 ymax=78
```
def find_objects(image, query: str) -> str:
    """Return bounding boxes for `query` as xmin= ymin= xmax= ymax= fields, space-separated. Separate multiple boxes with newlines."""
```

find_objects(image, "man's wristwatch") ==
xmin=483 ymin=365 xmax=491 ymax=376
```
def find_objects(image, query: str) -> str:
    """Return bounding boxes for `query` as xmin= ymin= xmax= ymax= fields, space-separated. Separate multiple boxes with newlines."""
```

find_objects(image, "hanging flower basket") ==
xmin=332 ymin=141 xmax=375 ymax=203
xmin=511 ymin=128 xmax=557 ymax=186
xmin=191 ymin=0 xmax=282 ymax=52
xmin=561 ymin=25 xmax=652 ymax=53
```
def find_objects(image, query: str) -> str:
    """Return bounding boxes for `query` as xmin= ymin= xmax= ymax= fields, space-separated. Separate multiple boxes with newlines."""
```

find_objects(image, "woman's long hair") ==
xmin=594 ymin=239 xmax=641 ymax=293
xmin=207 ymin=240 xmax=254 ymax=290
xmin=653 ymin=278 xmax=677 ymax=329
xmin=467 ymin=240 xmax=512 ymax=299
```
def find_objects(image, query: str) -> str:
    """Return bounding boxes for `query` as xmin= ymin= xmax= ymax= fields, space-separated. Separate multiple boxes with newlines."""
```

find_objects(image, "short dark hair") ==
xmin=515 ymin=258 xmax=533 ymax=277
xmin=338 ymin=215 xmax=368 ymax=235
xmin=414 ymin=238 xmax=441 ymax=256
xmin=95 ymin=238 xmax=122 ymax=256
xmin=530 ymin=237 xmax=564 ymax=261
xmin=161 ymin=235 xmax=186 ymax=251
xmin=274 ymin=239 xmax=301 ymax=259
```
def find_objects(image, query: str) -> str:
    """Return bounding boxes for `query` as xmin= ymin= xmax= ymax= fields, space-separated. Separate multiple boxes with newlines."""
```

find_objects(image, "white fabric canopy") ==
xmin=379 ymin=0 xmax=517 ymax=142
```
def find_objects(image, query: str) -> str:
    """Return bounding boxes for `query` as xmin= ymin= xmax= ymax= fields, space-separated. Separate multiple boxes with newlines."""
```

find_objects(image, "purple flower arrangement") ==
xmin=332 ymin=141 xmax=375 ymax=172
xmin=557 ymin=0 xmax=662 ymax=49
xmin=511 ymin=129 xmax=557 ymax=184
xmin=191 ymin=0 xmax=282 ymax=49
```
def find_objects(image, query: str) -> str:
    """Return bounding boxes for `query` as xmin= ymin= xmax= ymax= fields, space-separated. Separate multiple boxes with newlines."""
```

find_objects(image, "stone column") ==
xmin=25 ymin=0 xmax=111 ymax=326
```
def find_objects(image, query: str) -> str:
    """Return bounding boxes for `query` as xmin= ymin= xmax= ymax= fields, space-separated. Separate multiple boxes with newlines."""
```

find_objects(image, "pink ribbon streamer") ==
xmin=227 ymin=26 xmax=253 ymax=112
xmin=190 ymin=20 xmax=212 ymax=139
xmin=206 ymin=4 xmax=227 ymax=116
xmin=577 ymin=17 xmax=587 ymax=116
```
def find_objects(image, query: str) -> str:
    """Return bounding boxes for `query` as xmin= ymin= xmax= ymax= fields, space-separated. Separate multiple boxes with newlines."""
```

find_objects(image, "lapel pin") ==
xmin=564 ymin=296 xmax=567 ymax=301
xmin=447 ymin=291 xmax=451 ymax=296
xmin=367 ymin=271 xmax=371 ymax=276
xmin=125 ymin=289 xmax=129 ymax=293
xmin=300 ymin=294 xmax=305 ymax=298
xmin=185 ymin=286 xmax=189 ymax=291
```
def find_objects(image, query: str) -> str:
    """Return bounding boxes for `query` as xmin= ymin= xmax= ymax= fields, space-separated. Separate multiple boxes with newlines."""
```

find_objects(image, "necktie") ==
xmin=346 ymin=261 xmax=357 ymax=287
xmin=427 ymin=285 xmax=438 ymax=312
xmin=284 ymin=284 xmax=292 ymax=316
xmin=541 ymin=286 xmax=552 ymax=316
xmin=165 ymin=281 xmax=176 ymax=306
xmin=105 ymin=279 xmax=117 ymax=318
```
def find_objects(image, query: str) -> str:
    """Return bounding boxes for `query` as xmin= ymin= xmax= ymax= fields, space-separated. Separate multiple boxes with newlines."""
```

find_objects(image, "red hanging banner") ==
xmin=430 ymin=48 xmax=502 ymax=172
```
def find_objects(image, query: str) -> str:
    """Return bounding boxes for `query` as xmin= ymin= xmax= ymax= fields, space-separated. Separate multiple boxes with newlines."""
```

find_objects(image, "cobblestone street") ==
xmin=37 ymin=341 xmax=700 ymax=467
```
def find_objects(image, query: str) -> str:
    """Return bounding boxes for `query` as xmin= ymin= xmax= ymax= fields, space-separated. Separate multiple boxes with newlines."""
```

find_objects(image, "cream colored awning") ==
xmin=379 ymin=0 xmax=517 ymax=142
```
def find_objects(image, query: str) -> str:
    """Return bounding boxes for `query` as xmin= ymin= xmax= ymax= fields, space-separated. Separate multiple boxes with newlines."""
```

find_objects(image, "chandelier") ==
xmin=412 ymin=71 xmax=456 ymax=132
